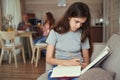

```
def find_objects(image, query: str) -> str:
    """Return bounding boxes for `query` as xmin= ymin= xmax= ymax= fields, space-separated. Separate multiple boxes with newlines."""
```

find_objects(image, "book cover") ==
xmin=81 ymin=45 xmax=111 ymax=74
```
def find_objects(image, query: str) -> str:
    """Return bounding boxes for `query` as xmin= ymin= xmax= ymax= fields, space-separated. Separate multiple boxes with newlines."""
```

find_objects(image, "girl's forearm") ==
xmin=46 ymin=58 xmax=68 ymax=66
xmin=82 ymin=50 xmax=90 ymax=67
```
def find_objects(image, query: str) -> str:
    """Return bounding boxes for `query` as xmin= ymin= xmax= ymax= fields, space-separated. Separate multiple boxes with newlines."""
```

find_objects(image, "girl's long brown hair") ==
xmin=54 ymin=2 xmax=91 ymax=43
xmin=44 ymin=12 xmax=55 ymax=29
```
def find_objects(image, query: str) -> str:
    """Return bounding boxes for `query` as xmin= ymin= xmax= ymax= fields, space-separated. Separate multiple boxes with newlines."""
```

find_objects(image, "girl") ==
xmin=46 ymin=2 xmax=92 ymax=80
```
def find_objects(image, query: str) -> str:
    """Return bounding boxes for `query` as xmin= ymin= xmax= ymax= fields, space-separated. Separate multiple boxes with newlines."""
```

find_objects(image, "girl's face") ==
xmin=69 ymin=17 xmax=87 ymax=31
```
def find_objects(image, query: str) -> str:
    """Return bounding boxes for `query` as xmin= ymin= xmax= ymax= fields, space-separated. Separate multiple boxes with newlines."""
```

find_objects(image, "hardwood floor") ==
xmin=0 ymin=56 xmax=46 ymax=80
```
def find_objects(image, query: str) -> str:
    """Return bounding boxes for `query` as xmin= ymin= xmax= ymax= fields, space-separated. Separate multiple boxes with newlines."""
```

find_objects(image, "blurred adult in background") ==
xmin=17 ymin=14 xmax=32 ymax=31
xmin=33 ymin=12 xmax=55 ymax=44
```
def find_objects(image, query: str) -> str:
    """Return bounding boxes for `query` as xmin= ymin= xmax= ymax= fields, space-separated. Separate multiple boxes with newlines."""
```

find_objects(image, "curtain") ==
xmin=1 ymin=0 xmax=22 ymax=54
xmin=0 ymin=0 xmax=2 ymax=30
xmin=1 ymin=0 xmax=22 ymax=29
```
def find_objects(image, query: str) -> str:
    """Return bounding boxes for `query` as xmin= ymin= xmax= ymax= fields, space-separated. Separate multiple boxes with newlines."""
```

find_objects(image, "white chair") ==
xmin=31 ymin=43 xmax=47 ymax=67
xmin=0 ymin=31 xmax=26 ymax=68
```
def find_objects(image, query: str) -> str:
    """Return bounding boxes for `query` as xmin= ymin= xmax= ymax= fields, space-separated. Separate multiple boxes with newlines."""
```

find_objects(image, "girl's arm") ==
xmin=81 ymin=49 xmax=90 ymax=68
xmin=46 ymin=44 xmax=81 ymax=66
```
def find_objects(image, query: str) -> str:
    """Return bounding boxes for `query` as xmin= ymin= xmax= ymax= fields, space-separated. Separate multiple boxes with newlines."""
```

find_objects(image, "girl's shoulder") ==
xmin=50 ymin=29 xmax=59 ymax=34
xmin=50 ymin=29 xmax=56 ymax=34
xmin=49 ymin=29 xmax=61 ymax=36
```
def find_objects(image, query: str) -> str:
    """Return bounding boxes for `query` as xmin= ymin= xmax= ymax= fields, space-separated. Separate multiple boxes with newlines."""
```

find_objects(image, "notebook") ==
xmin=50 ymin=45 xmax=111 ymax=78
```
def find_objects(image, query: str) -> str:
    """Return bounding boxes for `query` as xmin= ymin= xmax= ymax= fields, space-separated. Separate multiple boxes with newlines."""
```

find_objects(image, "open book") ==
xmin=51 ymin=65 xmax=81 ymax=78
xmin=51 ymin=46 xmax=111 ymax=78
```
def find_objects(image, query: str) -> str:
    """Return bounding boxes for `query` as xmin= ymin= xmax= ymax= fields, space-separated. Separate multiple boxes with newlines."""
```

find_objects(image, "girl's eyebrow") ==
xmin=75 ymin=20 xmax=85 ymax=24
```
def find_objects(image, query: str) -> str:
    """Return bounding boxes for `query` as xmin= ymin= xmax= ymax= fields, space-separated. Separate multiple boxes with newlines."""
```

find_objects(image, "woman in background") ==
xmin=33 ymin=12 xmax=55 ymax=44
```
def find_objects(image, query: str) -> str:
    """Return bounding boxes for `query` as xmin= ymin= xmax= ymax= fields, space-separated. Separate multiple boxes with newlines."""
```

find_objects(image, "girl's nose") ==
xmin=76 ymin=23 xmax=82 ymax=28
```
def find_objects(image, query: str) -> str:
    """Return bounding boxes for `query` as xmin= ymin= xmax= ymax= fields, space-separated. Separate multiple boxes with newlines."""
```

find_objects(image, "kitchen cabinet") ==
xmin=91 ymin=26 xmax=103 ymax=42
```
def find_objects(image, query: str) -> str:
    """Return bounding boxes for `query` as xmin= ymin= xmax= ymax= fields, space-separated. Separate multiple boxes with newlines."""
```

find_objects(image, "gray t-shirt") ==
xmin=46 ymin=29 xmax=90 ymax=62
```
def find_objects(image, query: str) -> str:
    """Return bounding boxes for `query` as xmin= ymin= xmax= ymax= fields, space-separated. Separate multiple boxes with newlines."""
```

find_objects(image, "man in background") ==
xmin=18 ymin=14 xmax=32 ymax=31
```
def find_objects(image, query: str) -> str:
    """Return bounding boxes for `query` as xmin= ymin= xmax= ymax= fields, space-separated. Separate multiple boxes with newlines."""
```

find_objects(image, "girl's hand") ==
xmin=81 ymin=62 xmax=88 ymax=69
xmin=63 ymin=58 xmax=81 ymax=66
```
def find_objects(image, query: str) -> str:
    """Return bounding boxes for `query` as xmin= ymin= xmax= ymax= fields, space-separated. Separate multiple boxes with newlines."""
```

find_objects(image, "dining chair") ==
xmin=17 ymin=31 xmax=47 ymax=67
xmin=31 ymin=43 xmax=47 ymax=67
xmin=0 ymin=31 xmax=26 ymax=68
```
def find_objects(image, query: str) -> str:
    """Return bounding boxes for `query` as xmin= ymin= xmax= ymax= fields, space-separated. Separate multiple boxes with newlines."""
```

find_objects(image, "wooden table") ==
xmin=17 ymin=31 xmax=35 ymax=58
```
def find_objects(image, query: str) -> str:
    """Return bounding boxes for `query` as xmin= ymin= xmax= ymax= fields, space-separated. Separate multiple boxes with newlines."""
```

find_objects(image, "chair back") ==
xmin=0 ymin=31 xmax=16 ymax=40
xmin=0 ymin=31 xmax=16 ymax=47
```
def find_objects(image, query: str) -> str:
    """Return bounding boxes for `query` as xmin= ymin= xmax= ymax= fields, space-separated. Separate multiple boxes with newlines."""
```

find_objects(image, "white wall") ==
xmin=24 ymin=0 xmax=103 ymax=25
xmin=103 ymin=0 xmax=120 ymax=42
xmin=0 ymin=0 xmax=2 ymax=30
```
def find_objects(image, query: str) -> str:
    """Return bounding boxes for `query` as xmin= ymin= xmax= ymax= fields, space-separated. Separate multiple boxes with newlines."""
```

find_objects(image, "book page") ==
xmin=50 ymin=65 xmax=81 ymax=78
